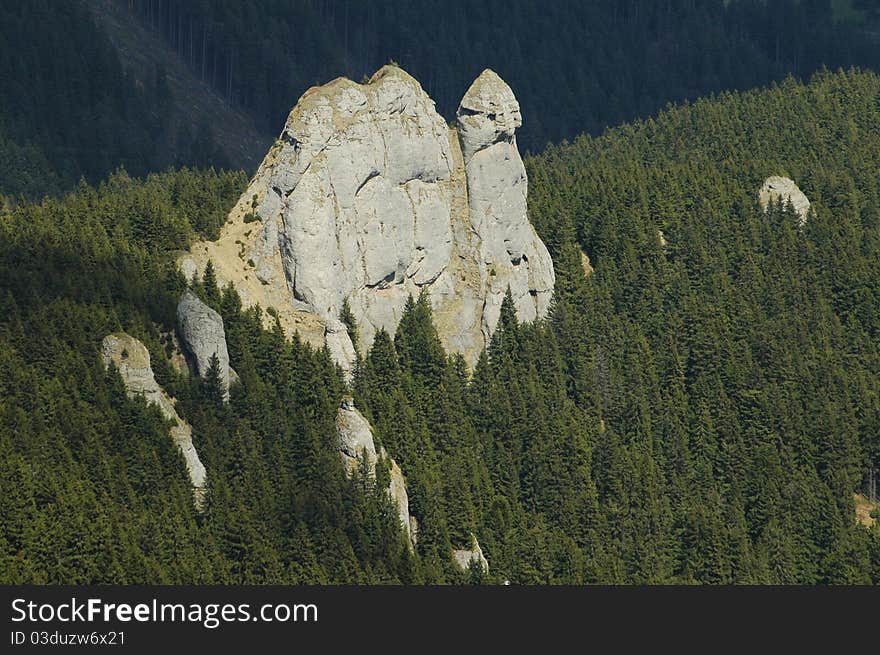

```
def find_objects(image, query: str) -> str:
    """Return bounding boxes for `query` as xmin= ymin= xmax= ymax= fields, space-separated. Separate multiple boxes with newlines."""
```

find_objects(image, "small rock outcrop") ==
xmin=180 ymin=65 xmax=554 ymax=369
xmin=337 ymin=397 xmax=379 ymax=468
xmin=336 ymin=398 xmax=414 ymax=547
xmin=324 ymin=319 xmax=358 ymax=380
xmin=854 ymin=493 xmax=878 ymax=529
xmin=101 ymin=333 xmax=207 ymax=508
xmin=452 ymin=535 xmax=489 ymax=574
xmin=177 ymin=290 xmax=231 ymax=397
xmin=758 ymin=176 xmax=811 ymax=226
xmin=580 ymin=250 xmax=594 ymax=276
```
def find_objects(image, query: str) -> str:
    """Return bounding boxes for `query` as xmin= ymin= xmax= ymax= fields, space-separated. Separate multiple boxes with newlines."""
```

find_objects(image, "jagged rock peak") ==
xmin=101 ymin=333 xmax=207 ymax=508
xmin=758 ymin=176 xmax=811 ymax=226
xmin=457 ymin=68 xmax=555 ymax=341
xmin=179 ymin=65 xmax=554 ymax=370
xmin=457 ymin=68 xmax=522 ymax=163
xmin=177 ymin=290 xmax=231 ymax=399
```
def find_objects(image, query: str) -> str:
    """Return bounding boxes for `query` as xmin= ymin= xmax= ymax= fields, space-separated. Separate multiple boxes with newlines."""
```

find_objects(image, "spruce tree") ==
xmin=201 ymin=352 xmax=226 ymax=408
xmin=201 ymin=260 xmax=221 ymax=307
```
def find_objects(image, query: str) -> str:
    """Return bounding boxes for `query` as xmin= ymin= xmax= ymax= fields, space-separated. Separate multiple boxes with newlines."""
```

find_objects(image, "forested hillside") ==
xmin=1 ymin=70 xmax=879 ymax=583
xmin=0 ymin=2 xmax=169 ymax=197
xmin=0 ymin=1 xmax=231 ymax=199
xmin=121 ymin=0 xmax=880 ymax=153
xmin=525 ymin=68 xmax=880 ymax=581
xmin=6 ymin=1 xmax=880 ymax=200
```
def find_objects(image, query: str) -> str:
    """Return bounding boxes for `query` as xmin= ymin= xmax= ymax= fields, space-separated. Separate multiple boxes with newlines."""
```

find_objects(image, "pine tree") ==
xmin=201 ymin=260 xmax=221 ymax=307
xmin=339 ymin=298 xmax=359 ymax=352
xmin=394 ymin=292 xmax=445 ymax=386
xmin=201 ymin=352 xmax=226 ymax=408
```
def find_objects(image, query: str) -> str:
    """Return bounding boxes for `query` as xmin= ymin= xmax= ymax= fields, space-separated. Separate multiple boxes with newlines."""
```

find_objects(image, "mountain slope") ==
xmin=0 ymin=1 xmax=166 ymax=197
xmin=526 ymin=68 xmax=880 ymax=581
xmin=118 ymin=0 xmax=880 ymax=153
xmin=86 ymin=0 xmax=270 ymax=172
xmin=2 ymin=70 xmax=880 ymax=584
xmin=7 ymin=0 xmax=880 ymax=201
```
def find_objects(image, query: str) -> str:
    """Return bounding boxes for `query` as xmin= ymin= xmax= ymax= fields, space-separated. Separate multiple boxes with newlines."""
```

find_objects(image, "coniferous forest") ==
xmin=5 ymin=1 xmax=880 ymax=197
xmin=3 ymin=62 xmax=880 ymax=583
xmin=122 ymin=0 xmax=880 ymax=153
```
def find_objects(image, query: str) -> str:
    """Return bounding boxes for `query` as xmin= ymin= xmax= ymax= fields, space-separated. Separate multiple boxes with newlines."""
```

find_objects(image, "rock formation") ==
xmin=758 ymin=176 xmax=811 ymax=226
xmin=457 ymin=69 xmax=555 ymax=337
xmin=324 ymin=319 xmax=358 ymax=380
xmin=101 ymin=333 xmax=207 ymax=508
xmin=163 ymin=330 xmax=191 ymax=377
xmin=180 ymin=65 xmax=554 ymax=369
xmin=336 ymin=397 xmax=414 ymax=547
xmin=177 ymin=290 xmax=231 ymax=397
xmin=580 ymin=250 xmax=594 ymax=276
xmin=452 ymin=535 xmax=489 ymax=574
xmin=337 ymin=397 xmax=379 ymax=469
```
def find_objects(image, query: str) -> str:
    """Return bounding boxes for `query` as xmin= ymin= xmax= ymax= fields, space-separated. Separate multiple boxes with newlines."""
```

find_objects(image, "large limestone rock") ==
xmin=457 ymin=70 xmax=555 ymax=338
xmin=180 ymin=65 xmax=554 ymax=369
xmin=758 ymin=176 xmax=811 ymax=226
xmin=177 ymin=290 xmax=231 ymax=397
xmin=101 ymin=333 xmax=207 ymax=508
xmin=336 ymin=397 xmax=414 ymax=547
xmin=452 ymin=535 xmax=489 ymax=574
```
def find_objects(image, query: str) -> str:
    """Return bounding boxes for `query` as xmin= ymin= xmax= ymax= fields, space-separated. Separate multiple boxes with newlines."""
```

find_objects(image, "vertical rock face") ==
xmin=177 ymin=290 xmax=231 ymax=397
xmin=457 ymin=70 xmax=555 ymax=340
xmin=336 ymin=398 xmax=414 ymax=547
xmin=181 ymin=65 xmax=554 ymax=369
xmin=252 ymin=66 xmax=456 ymax=356
xmin=758 ymin=176 xmax=811 ymax=226
xmin=385 ymin=458 xmax=411 ymax=547
xmin=101 ymin=333 xmax=207 ymax=508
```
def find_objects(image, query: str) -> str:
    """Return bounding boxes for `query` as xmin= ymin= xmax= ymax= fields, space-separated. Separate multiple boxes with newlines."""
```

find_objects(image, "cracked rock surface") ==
xmin=177 ymin=290 xmax=231 ymax=398
xmin=181 ymin=65 xmax=554 ymax=368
